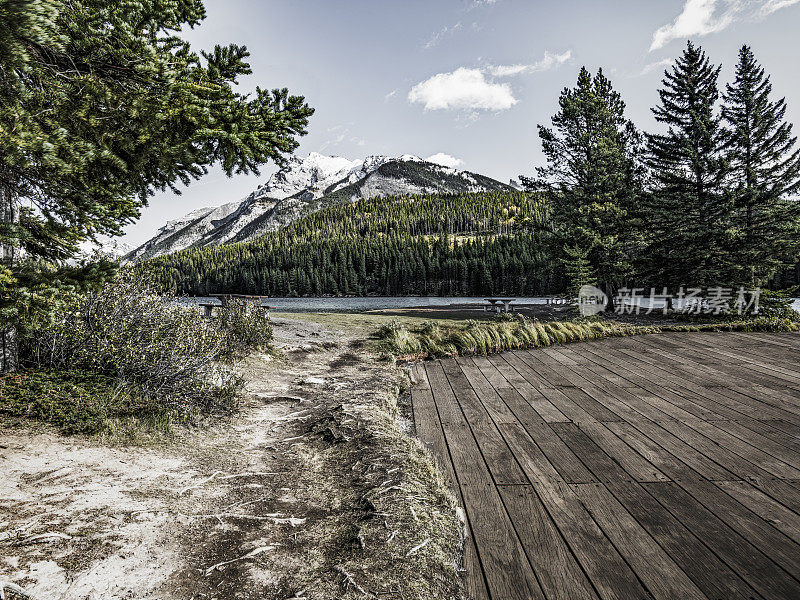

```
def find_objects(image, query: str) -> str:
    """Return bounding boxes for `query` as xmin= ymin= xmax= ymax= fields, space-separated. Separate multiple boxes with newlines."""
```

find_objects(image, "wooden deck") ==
xmin=410 ymin=332 xmax=800 ymax=600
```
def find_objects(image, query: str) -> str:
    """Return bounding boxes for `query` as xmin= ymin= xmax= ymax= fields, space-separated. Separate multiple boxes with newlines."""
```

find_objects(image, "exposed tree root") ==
xmin=1 ymin=581 xmax=38 ymax=600
xmin=203 ymin=545 xmax=279 ymax=576
xmin=332 ymin=565 xmax=375 ymax=598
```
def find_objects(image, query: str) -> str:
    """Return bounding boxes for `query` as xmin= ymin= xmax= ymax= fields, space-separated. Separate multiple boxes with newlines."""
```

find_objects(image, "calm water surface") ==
xmin=175 ymin=295 xmax=800 ymax=314
xmin=176 ymin=296 xmax=550 ymax=312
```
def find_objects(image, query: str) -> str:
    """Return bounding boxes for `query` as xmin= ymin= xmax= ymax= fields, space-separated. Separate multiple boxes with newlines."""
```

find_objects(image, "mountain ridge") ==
xmin=125 ymin=153 xmax=514 ymax=261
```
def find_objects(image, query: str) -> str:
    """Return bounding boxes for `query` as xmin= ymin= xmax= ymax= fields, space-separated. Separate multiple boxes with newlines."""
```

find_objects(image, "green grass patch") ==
xmin=0 ymin=370 xmax=177 ymax=439
xmin=0 ymin=370 xmax=122 ymax=434
xmin=377 ymin=315 xmax=800 ymax=360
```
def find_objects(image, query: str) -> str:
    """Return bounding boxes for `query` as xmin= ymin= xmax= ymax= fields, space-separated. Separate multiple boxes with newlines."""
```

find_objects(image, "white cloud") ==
xmin=650 ymin=0 xmax=737 ymax=52
xmin=487 ymin=50 xmax=572 ymax=77
xmin=650 ymin=0 xmax=800 ymax=51
xmin=427 ymin=153 xmax=464 ymax=168
xmin=319 ymin=126 xmax=366 ymax=150
xmin=408 ymin=67 xmax=518 ymax=111
xmin=384 ymin=89 xmax=398 ymax=101
xmin=640 ymin=58 xmax=674 ymax=75
xmin=758 ymin=0 xmax=800 ymax=15
xmin=424 ymin=22 xmax=463 ymax=49
xmin=407 ymin=49 xmax=570 ymax=113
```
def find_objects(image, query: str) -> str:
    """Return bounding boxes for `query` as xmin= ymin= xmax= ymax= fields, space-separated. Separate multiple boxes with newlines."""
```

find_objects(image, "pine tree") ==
xmin=722 ymin=45 xmax=800 ymax=285
xmin=644 ymin=42 xmax=729 ymax=288
xmin=562 ymin=245 xmax=597 ymax=298
xmin=526 ymin=67 xmax=643 ymax=307
xmin=0 ymin=0 xmax=313 ymax=370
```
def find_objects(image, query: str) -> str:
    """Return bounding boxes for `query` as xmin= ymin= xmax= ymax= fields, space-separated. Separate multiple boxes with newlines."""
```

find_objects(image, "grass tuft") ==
xmin=377 ymin=315 xmax=800 ymax=360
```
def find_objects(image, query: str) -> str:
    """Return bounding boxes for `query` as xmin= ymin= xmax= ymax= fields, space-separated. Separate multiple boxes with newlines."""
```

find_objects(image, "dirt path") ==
xmin=0 ymin=316 xmax=462 ymax=599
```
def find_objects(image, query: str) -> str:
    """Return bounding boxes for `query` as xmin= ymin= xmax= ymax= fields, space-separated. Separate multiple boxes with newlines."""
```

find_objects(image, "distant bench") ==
xmin=199 ymin=294 xmax=273 ymax=318
xmin=483 ymin=297 xmax=516 ymax=313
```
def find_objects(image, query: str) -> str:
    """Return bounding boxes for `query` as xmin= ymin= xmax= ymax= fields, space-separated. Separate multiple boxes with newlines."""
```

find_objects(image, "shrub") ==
xmin=20 ymin=275 xmax=271 ymax=421
xmin=755 ymin=289 xmax=798 ymax=319
xmin=215 ymin=300 xmax=274 ymax=360
xmin=0 ymin=370 xmax=120 ymax=434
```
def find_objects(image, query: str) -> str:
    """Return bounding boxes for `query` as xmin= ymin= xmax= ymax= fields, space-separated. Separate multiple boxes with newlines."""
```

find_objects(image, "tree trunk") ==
xmin=1 ymin=182 xmax=20 ymax=372
xmin=601 ymin=281 xmax=616 ymax=312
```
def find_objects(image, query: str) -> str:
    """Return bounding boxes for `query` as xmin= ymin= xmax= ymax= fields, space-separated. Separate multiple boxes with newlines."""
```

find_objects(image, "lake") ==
xmin=176 ymin=296 xmax=552 ymax=312
xmin=176 ymin=295 xmax=800 ymax=314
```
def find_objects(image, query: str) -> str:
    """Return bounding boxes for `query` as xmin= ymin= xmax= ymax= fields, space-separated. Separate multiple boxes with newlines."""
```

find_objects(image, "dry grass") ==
xmin=377 ymin=315 xmax=800 ymax=360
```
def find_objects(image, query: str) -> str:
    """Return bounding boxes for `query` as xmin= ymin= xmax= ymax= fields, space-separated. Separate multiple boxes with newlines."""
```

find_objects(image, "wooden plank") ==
xmin=425 ymin=362 xmax=543 ymax=600
xmin=413 ymin=366 xmax=490 ymax=600
xmin=603 ymin=421 xmax=705 ymax=482
xmin=497 ymin=485 xmax=599 ymax=600
xmin=454 ymin=357 xmax=520 ymax=424
xmin=502 ymin=352 xmax=605 ymax=423
xmin=498 ymin=421 xmax=652 ymax=600
xmin=575 ymin=420 xmax=670 ymax=482
xmin=605 ymin=480 xmax=760 ymax=600
xmin=441 ymin=360 xmax=528 ymax=485
xmin=411 ymin=373 xmax=457 ymax=489
xmin=645 ymin=481 xmax=800 ymax=599
xmin=713 ymin=417 xmax=800 ymax=455
xmin=571 ymin=483 xmax=707 ymax=600
xmin=460 ymin=482 xmax=546 ymax=600
xmin=552 ymin=422 xmax=638 ymax=483
xmin=694 ymin=418 xmax=800 ymax=471
xmin=454 ymin=357 xmax=596 ymax=484
xmin=415 ymin=333 xmax=800 ymax=600
xmin=750 ymin=478 xmax=800 ymax=514
xmin=762 ymin=418 xmax=800 ymax=438
xmin=634 ymin=337 xmax=800 ymax=406
xmin=696 ymin=344 xmax=800 ymax=384
xmin=676 ymin=478 xmax=800 ymax=580
xmin=487 ymin=354 xmax=571 ymax=422
xmin=715 ymin=480 xmax=800 ymax=544
xmin=616 ymin=418 xmax=739 ymax=481
xmin=620 ymin=336 xmax=800 ymax=415
xmin=679 ymin=419 xmax=800 ymax=478
xmin=511 ymin=350 xmax=576 ymax=387
xmin=562 ymin=363 xmax=687 ymax=423
xmin=610 ymin=338 xmax=800 ymax=423
xmin=656 ymin=418 xmax=792 ymax=482
xmin=416 ymin=364 xmax=490 ymax=600
xmin=565 ymin=344 xmax=732 ymax=422
xmin=523 ymin=421 xmax=598 ymax=484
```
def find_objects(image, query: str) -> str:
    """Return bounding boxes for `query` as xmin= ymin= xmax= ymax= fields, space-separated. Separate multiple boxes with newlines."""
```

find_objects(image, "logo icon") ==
xmin=578 ymin=285 xmax=608 ymax=316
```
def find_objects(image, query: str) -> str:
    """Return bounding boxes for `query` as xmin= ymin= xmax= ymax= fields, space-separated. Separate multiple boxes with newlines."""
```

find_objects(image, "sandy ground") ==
xmin=0 ymin=316 xmax=460 ymax=599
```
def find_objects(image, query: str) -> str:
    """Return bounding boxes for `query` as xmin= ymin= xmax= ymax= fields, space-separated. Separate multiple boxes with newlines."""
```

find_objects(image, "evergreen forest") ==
xmin=141 ymin=42 xmax=800 ymax=299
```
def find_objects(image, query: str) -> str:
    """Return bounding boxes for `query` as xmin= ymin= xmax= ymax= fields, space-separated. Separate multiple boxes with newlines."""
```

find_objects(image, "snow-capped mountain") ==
xmin=77 ymin=236 xmax=134 ymax=261
xmin=125 ymin=152 xmax=512 ymax=261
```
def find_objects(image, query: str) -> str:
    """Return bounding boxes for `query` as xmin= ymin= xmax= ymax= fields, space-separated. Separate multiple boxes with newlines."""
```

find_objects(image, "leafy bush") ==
xmin=21 ymin=275 xmax=273 ymax=421
xmin=755 ymin=289 xmax=798 ymax=319
xmin=215 ymin=299 xmax=274 ymax=360
xmin=0 ymin=370 xmax=120 ymax=434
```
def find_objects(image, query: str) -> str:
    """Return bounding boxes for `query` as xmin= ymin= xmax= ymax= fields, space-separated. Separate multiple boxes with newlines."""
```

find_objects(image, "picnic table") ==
xmin=199 ymin=294 xmax=273 ymax=318
xmin=483 ymin=297 xmax=516 ymax=313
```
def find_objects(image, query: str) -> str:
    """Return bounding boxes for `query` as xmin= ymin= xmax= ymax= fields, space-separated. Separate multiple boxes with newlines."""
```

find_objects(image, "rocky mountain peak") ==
xmin=125 ymin=152 xmax=513 ymax=262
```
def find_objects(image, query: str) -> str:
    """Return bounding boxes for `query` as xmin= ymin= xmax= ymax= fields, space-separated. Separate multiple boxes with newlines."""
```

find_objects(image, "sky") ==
xmin=123 ymin=0 xmax=800 ymax=246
